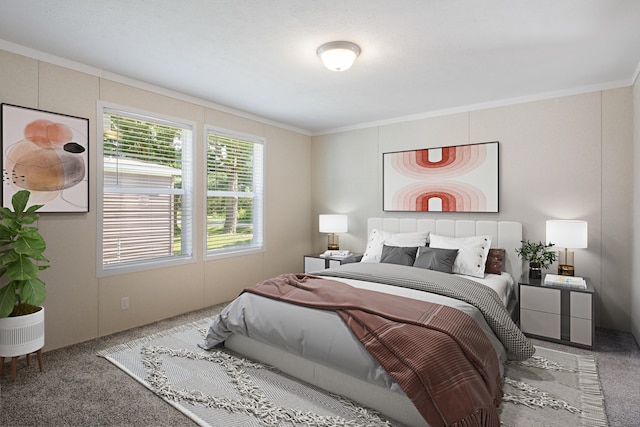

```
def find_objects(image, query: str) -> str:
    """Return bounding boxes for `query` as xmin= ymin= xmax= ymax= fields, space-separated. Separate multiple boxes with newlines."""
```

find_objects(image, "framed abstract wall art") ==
xmin=1 ymin=103 xmax=89 ymax=212
xmin=383 ymin=141 xmax=498 ymax=212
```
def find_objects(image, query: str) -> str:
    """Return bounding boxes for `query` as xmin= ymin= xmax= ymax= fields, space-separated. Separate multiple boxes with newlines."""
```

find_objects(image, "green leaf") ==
xmin=17 ymin=277 xmax=46 ymax=306
xmin=25 ymin=204 xmax=43 ymax=215
xmin=14 ymin=233 xmax=47 ymax=257
xmin=0 ymin=284 xmax=17 ymax=318
xmin=5 ymin=255 xmax=39 ymax=281
xmin=0 ymin=250 xmax=19 ymax=266
xmin=0 ymin=206 xmax=14 ymax=218
xmin=20 ymin=227 xmax=44 ymax=239
xmin=0 ymin=223 xmax=12 ymax=237
xmin=11 ymin=190 xmax=30 ymax=215
xmin=18 ymin=215 xmax=38 ymax=225
xmin=2 ymin=218 xmax=18 ymax=229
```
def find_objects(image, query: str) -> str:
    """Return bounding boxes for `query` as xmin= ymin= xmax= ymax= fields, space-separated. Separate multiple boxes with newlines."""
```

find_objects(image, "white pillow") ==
xmin=361 ymin=229 xmax=385 ymax=262
xmin=429 ymin=234 xmax=492 ymax=278
xmin=361 ymin=229 xmax=429 ymax=263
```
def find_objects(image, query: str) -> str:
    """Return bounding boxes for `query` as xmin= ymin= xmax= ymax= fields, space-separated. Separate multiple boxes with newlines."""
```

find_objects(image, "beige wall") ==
xmin=0 ymin=49 xmax=312 ymax=350
xmin=312 ymin=90 xmax=634 ymax=331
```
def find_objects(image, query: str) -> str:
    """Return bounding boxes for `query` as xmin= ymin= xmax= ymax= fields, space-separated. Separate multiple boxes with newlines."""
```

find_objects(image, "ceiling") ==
xmin=1 ymin=0 xmax=639 ymax=135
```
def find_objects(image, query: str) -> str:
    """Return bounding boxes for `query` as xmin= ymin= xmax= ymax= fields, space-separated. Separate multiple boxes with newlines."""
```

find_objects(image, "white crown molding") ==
xmin=0 ymin=39 xmax=312 ymax=137
xmin=314 ymin=79 xmax=634 ymax=136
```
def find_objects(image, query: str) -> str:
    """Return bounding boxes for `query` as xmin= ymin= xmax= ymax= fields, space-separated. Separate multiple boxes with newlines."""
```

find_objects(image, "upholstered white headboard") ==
xmin=367 ymin=218 xmax=523 ymax=283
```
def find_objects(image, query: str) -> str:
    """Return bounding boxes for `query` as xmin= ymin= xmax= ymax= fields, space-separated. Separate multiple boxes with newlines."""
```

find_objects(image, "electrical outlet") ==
xmin=121 ymin=297 xmax=129 ymax=310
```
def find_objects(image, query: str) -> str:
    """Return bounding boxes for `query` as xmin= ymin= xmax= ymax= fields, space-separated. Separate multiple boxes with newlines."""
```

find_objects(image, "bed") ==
xmin=201 ymin=218 xmax=534 ymax=426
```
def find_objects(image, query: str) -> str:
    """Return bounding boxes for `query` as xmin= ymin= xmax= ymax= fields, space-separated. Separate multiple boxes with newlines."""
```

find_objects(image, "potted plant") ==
xmin=0 ymin=190 xmax=49 ymax=374
xmin=515 ymin=239 xmax=557 ymax=279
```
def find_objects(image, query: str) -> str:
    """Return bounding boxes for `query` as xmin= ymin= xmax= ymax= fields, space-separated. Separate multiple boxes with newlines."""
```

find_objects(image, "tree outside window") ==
xmin=206 ymin=129 xmax=264 ymax=255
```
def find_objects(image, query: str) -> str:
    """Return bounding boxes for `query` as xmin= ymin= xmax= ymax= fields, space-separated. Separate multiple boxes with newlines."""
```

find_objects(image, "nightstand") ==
xmin=303 ymin=253 xmax=362 ymax=273
xmin=519 ymin=276 xmax=594 ymax=349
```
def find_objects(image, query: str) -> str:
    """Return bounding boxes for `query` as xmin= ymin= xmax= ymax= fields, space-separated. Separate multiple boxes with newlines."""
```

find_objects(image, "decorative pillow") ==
xmin=360 ymin=229 xmax=386 ymax=262
xmin=413 ymin=247 xmax=459 ymax=273
xmin=485 ymin=248 xmax=505 ymax=275
xmin=361 ymin=229 xmax=429 ymax=263
xmin=428 ymin=234 xmax=492 ymax=278
xmin=380 ymin=245 xmax=419 ymax=266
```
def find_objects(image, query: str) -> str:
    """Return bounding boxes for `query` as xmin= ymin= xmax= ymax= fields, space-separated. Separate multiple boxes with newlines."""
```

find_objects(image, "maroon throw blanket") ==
xmin=243 ymin=273 xmax=503 ymax=427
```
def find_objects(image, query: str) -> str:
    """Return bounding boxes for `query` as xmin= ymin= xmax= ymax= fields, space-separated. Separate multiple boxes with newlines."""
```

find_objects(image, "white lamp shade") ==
xmin=546 ymin=220 xmax=588 ymax=248
xmin=319 ymin=214 xmax=348 ymax=233
xmin=317 ymin=41 xmax=360 ymax=72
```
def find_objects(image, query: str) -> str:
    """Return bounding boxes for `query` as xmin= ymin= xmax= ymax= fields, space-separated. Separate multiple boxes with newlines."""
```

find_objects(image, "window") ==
xmin=99 ymin=105 xmax=193 ymax=273
xmin=206 ymin=127 xmax=264 ymax=257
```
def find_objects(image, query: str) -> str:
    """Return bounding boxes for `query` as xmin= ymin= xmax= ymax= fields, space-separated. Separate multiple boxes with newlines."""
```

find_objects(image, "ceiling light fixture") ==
xmin=317 ymin=41 xmax=361 ymax=72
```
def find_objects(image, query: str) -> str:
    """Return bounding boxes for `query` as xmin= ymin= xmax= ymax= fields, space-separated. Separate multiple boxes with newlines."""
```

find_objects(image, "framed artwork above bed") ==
xmin=383 ymin=141 xmax=498 ymax=212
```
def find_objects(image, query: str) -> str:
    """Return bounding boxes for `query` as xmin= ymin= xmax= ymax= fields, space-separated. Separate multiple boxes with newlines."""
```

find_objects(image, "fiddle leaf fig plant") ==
xmin=515 ymin=239 xmax=557 ymax=269
xmin=0 ymin=190 xmax=49 ymax=318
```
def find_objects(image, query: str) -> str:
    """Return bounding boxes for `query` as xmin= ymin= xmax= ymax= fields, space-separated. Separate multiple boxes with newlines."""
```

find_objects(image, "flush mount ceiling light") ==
xmin=317 ymin=41 xmax=361 ymax=72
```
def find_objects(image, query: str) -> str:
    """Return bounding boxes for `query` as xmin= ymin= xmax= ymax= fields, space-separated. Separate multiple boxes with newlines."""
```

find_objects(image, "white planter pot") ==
xmin=0 ymin=307 xmax=45 ymax=357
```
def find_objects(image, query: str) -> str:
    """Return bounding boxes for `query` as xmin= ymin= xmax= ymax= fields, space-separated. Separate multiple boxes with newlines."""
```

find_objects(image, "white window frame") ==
xmin=97 ymin=101 xmax=196 ymax=276
xmin=204 ymin=125 xmax=265 ymax=260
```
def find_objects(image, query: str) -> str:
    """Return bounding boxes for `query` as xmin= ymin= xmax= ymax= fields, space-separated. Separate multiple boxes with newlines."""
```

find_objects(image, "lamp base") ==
xmin=558 ymin=264 xmax=575 ymax=276
xmin=327 ymin=234 xmax=339 ymax=250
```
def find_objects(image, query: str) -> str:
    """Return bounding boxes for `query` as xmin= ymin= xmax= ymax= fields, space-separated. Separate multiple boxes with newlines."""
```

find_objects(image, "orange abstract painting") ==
xmin=1 ymin=104 xmax=89 ymax=212
xmin=383 ymin=142 xmax=498 ymax=212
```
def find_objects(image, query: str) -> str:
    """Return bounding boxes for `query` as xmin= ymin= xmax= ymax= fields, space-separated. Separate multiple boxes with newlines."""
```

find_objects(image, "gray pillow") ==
xmin=413 ymin=247 xmax=459 ymax=273
xmin=380 ymin=245 xmax=418 ymax=266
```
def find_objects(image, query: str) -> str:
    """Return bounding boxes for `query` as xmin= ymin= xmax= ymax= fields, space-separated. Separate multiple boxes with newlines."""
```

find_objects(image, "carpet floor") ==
xmin=1 ymin=303 xmax=639 ymax=426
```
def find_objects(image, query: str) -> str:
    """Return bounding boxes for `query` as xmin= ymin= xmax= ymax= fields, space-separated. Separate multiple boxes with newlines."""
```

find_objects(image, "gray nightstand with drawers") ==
xmin=519 ymin=276 xmax=594 ymax=349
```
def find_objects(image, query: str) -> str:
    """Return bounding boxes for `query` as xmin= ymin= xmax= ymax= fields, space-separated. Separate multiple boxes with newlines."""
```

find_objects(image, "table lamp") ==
xmin=319 ymin=214 xmax=347 ymax=250
xmin=546 ymin=220 xmax=588 ymax=276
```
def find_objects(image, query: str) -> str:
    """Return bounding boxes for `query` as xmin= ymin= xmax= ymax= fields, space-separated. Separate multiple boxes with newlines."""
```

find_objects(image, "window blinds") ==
xmin=206 ymin=129 xmax=264 ymax=255
xmin=101 ymin=108 xmax=193 ymax=268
